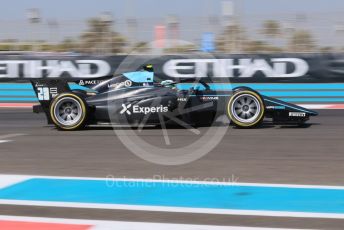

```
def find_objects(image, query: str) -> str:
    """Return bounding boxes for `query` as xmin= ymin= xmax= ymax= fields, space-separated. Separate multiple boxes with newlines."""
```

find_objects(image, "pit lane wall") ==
xmin=0 ymin=53 xmax=344 ymax=107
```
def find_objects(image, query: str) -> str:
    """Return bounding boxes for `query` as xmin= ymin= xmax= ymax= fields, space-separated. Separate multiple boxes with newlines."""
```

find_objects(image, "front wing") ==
xmin=263 ymin=96 xmax=318 ymax=124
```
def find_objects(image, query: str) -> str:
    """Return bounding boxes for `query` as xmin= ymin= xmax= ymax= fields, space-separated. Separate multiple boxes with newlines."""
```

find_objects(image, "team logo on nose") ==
xmin=120 ymin=104 xmax=132 ymax=115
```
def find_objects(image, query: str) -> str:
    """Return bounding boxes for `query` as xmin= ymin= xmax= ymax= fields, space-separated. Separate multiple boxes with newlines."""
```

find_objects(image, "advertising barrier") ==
xmin=0 ymin=53 xmax=344 ymax=107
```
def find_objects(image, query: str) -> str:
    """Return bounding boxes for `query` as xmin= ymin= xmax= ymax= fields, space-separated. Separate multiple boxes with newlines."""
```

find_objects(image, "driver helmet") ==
xmin=142 ymin=64 xmax=154 ymax=72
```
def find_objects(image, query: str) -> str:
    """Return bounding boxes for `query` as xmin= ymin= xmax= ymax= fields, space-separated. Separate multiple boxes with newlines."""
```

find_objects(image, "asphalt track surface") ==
xmin=1 ymin=108 xmax=344 ymax=229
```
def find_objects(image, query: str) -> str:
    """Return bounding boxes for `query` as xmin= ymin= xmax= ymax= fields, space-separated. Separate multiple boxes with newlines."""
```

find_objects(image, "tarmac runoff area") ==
xmin=0 ymin=108 xmax=344 ymax=229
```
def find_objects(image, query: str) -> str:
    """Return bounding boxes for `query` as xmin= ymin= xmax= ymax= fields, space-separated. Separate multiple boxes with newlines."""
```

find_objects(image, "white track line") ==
xmin=0 ymin=215 xmax=313 ymax=230
xmin=0 ymin=133 xmax=26 ymax=140
xmin=0 ymin=134 xmax=26 ymax=145
xmin=0 ymin=133 xmax=26 ymax=144
xmin=0 ymin=175 xmax=30 ymax=189
xmin=0 ymin=140 xmax=12 ymax=144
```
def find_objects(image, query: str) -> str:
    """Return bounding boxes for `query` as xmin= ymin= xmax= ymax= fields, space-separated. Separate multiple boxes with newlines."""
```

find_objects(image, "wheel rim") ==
xmin=231 ymin=94 xmax=261 ymax=124
xmin=54 ymin=97 xmax=83 ymax=126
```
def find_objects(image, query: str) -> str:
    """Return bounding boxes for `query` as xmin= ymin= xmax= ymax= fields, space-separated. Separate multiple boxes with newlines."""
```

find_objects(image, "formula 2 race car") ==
xmin=31 ymin=65 xmax=318 ymax=130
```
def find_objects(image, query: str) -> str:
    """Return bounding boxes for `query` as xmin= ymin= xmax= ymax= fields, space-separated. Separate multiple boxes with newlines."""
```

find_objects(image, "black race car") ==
xmin=31 ymin=65 xmax=318 ymax=130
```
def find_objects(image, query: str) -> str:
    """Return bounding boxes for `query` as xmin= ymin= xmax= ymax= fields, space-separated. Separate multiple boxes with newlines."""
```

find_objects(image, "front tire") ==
xmin=50 ymin=93 xmax=88 ymax=131
xmin=227 ymin=90 xmax=265 ymax=128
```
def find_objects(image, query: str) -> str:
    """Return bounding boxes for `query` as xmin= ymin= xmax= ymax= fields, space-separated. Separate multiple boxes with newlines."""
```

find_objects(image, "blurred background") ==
xmin=0 ymin=0 xmax=343 ymax=55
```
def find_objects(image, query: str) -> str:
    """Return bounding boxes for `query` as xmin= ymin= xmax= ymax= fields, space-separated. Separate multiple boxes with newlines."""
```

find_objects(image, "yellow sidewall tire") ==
xmin=227 ymin=90 xmax=265 ymax=128
xmin=50 ymin=93 xmax=87 ymax=131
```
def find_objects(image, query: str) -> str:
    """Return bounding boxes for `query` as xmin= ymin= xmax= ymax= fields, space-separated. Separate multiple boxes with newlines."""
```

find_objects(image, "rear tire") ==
xmin=50 ymin=93 xmax=88 ymax=131
xmin=227 ymin=90 xmax=265 ymax=128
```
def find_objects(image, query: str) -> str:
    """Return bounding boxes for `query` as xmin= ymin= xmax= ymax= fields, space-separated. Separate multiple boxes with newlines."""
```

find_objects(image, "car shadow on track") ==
xmin=278 ymin=123 xmax=320 ymax=129
xmin=81 ymin=122 xmax=228 ymax=131
xmin=231 ymin=122 xmax=318 ymax=129
xmin=48 ymin=122 xmax=319 ymax=131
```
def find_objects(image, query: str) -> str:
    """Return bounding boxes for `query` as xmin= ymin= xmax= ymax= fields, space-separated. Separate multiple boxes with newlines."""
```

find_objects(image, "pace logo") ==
xmin=79 ymin=79 xmax=104 ymax=86
xmin=120 ymin=104 xmax=169 ymax=115
xmin=163 ymin=58 xmax=309 ymax=78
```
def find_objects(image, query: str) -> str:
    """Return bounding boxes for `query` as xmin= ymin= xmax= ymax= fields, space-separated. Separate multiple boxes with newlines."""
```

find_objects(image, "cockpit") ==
xmin=91 ymin=64 xmax=162 ymax=93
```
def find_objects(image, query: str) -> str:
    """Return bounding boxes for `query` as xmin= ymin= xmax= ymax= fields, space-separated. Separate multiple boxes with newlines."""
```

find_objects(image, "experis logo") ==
xmin=120 ymin=104 xmax=168 ymax=115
